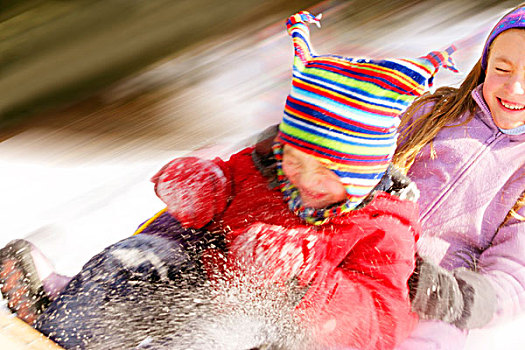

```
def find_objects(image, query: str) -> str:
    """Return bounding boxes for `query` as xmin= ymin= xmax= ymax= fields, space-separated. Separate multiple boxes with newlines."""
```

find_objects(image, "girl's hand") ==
xmin=408 ymin=256 xmax=464 ymax=323
xmin=408 ymin=256 xmax=497 ymax=329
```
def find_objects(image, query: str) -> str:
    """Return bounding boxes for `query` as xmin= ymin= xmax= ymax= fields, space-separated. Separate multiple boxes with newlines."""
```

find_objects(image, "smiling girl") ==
xmin=393 ymin=4 xmax=525 ymax=349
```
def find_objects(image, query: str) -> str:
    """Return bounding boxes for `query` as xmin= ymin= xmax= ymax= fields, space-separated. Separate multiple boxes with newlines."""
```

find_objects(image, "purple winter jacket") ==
xmin=396 ymin=84 xmax=525 ymax=349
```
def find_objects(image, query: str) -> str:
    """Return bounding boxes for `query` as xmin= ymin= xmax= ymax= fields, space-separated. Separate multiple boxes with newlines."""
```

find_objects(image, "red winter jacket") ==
xmin=153 ymin=147 xmax=420 ymax=350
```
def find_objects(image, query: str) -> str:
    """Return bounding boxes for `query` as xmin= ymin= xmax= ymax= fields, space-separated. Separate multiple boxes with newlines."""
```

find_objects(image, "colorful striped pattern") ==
xmin=481 ymin=5 xmax=525 ymax=69
xmin=276 ymin=11 xmax=458 ymax=215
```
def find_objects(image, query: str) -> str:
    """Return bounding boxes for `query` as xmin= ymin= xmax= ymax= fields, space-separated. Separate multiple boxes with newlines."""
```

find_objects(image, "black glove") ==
xmin=408 ymin=256 xmax=497 ymax=329
xmin=453 ymin=267 xmax=497 ymax=329
xmin=408 ymin=256 xmax=464 ymax=324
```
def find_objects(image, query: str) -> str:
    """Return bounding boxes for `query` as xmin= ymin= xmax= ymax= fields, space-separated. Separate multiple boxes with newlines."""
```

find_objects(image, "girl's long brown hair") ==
xmin=506 ymin=190 xmax=525 ymax=223
xmin=392 ymin=60 xmax=484 ymax=171
xmin=392 ymin=4 xmax=525 ymax=228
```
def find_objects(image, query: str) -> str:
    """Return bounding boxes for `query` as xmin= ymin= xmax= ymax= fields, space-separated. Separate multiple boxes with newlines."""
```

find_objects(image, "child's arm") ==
xmin=299 ymin=208 xmax=419 ymax=349
xmin=229 ymin=194 xmax=420 ymax=349
xmin=410 ymin=201 xmax=525 ymax=329
xmin=473 ymin=209 xmax=525 ymax=324
xmin=151 ymin=156 xmax=232 ymax=229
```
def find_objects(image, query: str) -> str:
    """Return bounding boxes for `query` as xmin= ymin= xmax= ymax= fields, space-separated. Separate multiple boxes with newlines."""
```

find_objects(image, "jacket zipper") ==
xmin=420 ymin=131 xmax=503 ymax=224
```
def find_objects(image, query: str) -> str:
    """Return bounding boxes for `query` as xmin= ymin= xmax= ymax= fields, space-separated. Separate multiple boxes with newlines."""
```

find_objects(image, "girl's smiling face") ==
xmin=483 ymin=29 xmax=525 ymax=129
xmin=281 ymin=145 xmax=347 ymax=209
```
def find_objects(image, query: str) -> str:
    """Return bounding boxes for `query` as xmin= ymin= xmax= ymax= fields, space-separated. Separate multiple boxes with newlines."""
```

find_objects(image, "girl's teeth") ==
xmin=501 ymin=100 xmax=525 ymax=110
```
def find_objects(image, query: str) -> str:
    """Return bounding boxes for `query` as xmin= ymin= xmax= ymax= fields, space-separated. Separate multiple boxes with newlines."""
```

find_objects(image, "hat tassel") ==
xmin=286 ymin=11 xmax=322 ymax=69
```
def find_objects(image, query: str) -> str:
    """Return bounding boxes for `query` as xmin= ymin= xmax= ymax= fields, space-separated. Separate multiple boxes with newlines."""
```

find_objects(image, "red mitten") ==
xmin=228 ymin=223 xmax=327 ymax=285
xmin=151 ymin=157 xmax=229 ymax=229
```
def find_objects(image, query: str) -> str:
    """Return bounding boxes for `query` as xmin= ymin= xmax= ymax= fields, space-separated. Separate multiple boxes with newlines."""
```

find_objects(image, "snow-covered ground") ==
xmin=1 ymin=1 xmax=524 ymax=348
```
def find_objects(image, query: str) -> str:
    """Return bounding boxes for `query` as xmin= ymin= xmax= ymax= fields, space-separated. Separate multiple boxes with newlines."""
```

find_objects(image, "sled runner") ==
xmin=0 ymin=308 xmax=63 ymax=350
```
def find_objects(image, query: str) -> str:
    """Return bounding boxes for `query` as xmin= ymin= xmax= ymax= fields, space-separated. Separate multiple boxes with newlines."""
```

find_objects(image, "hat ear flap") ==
xmin=286 ymin=11 xmax=322 ymax=70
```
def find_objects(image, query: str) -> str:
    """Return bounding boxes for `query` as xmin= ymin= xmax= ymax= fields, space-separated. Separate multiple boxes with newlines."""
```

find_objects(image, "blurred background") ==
xmin=1 ymin=0 xmax=524 ymax=348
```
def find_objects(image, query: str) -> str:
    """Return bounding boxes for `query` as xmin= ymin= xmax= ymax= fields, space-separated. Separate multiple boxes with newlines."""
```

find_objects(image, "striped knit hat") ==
xmin=481 ymin=5 xmax=525 ymax=70
xmin=275 ymin=11 xmax=458 ymax=223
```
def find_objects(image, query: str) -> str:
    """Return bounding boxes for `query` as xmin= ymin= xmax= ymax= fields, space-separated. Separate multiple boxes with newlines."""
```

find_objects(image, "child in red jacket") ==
xmin=143 ymin=11 xmax=459 ymax=349
xmin=1 ymin=11 xmax=458 ymax=350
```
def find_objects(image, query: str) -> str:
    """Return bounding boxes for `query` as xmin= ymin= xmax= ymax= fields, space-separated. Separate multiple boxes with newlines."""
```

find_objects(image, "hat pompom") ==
xmin=286 ymin=10 xmax=322 ymax=31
